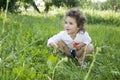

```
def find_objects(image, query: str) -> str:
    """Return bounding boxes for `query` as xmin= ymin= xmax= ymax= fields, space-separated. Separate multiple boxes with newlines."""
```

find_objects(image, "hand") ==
xmin=73 ymin=42 xmax=86 ymax=50
xmin=49 ymin=42 xmax=58 ymax=48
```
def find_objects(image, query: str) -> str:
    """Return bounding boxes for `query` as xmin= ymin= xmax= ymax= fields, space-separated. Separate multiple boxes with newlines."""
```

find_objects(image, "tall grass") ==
xmin=83 ymin=9 xmax=120 ymax=26
xmin=0 ymin=9 xmax=120 ymax=80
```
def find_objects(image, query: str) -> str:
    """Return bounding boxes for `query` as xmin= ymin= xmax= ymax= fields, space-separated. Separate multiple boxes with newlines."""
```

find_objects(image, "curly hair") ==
xmin=65 ymin=8 xmax=86 ymax=32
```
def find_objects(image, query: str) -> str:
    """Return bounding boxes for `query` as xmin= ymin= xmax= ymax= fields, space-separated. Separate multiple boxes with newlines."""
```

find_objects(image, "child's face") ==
xmin=64 ymin=16 xmax=80 ymax=35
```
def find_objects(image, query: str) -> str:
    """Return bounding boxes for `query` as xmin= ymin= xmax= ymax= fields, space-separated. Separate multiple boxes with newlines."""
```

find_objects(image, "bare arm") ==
xmin=49 ymin=42 xmax=58 ymax=48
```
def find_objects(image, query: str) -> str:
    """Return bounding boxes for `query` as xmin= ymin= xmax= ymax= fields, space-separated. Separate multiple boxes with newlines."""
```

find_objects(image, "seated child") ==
xmin=47 ymin=8 xmax=94 ymax=62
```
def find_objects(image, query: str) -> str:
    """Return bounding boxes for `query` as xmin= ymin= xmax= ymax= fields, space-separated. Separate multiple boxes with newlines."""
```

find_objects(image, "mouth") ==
xmin=66 ymin=29 xmax=70 ymax=31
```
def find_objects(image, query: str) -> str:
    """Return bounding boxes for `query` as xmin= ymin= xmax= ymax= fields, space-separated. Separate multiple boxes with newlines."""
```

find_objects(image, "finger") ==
xmin=79 ymin=42 xmax=86 ymax=47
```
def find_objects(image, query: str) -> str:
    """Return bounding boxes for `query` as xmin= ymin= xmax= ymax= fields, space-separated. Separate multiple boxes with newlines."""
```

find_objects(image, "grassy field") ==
xmin=0 ymin=10 xmax=120 ymax=80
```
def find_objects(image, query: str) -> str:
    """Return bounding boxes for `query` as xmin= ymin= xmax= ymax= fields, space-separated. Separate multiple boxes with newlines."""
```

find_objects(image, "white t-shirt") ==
xmin=47 ymin=31 xmax=91 ymax=50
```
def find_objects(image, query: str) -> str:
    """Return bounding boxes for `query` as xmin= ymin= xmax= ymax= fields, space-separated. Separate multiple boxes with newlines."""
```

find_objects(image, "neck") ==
xmin=70 ymin=33 xmax=77 ymax=40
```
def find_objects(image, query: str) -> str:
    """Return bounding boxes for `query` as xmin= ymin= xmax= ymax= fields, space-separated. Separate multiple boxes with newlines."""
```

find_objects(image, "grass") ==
xmin=0 ymin=11 xmax=120 ymax=80
xmin=83 ymin=9 xmax=120 ymax=26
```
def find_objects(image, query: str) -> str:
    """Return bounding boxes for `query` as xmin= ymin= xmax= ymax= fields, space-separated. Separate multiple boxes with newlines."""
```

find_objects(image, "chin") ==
xmin=67 ymin=32 xmax=71 ymax=34
xmin=66 ymin=30 xmax=71 ymax=34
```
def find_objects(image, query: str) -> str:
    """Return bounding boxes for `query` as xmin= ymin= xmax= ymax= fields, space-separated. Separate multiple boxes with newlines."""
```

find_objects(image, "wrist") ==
xmin=50 ymin=42 xmax=58 ymax=48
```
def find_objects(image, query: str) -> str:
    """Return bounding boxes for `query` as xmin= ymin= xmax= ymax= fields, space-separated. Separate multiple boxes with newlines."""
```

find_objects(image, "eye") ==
xmin=64 ymin=21 xmax=67 ymax=24
xmin=69 ymin=22 xmax=73 ymax=25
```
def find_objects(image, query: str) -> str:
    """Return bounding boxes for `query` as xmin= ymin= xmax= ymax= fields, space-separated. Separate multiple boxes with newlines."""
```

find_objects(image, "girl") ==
xmin=47 ymin=8 xmax=94 ymax=62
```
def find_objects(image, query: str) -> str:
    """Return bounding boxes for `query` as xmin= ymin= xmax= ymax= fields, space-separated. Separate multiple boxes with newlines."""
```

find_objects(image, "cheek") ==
xmin=72 ymin=27 xmax=80 ymax=32
xmin=72 ymin=25 xmax=79 ymax=30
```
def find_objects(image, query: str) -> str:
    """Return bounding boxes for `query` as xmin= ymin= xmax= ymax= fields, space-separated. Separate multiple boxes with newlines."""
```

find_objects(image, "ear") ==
xmin=77 ymin=25 xmax=82 ymax=29
xmin=77 ymin=25 xmax=83 ymax=32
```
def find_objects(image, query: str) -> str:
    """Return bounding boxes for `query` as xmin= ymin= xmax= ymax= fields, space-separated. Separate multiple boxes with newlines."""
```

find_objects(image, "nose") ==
xmin=65 ymin=23 xmax=69 ymax=28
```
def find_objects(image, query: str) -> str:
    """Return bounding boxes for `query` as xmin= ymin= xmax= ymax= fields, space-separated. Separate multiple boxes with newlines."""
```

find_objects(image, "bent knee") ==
xmin=58 ymin=40 xmax=66 ymax=46
xmin=86 ymin=44 xmax=94 ymax=53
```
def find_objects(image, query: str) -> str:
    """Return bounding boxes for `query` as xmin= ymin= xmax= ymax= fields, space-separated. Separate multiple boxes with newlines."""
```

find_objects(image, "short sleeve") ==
xmin=83 ymin=32 xmax=92 ymax=45
xmin=47 ymin=31 xmax=64 ymax=46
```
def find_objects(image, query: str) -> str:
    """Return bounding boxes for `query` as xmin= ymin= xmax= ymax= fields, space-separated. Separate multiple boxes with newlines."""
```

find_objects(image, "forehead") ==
xmin=65 ymin=16 xmax=76 ymax=22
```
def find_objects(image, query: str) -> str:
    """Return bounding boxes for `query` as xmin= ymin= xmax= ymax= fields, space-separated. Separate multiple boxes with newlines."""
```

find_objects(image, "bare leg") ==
xmin=57 ymin=40 xmax=71 ymax=56
xmin=57 ymin=41 xmax=94 ymax=61
xmin=76 ymin=44 xmax=94 ymax=61
xmin=76 ymin=46 xmax=85 ymax=58
xmin=86 ymin=44 xmax=94 ymax=53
